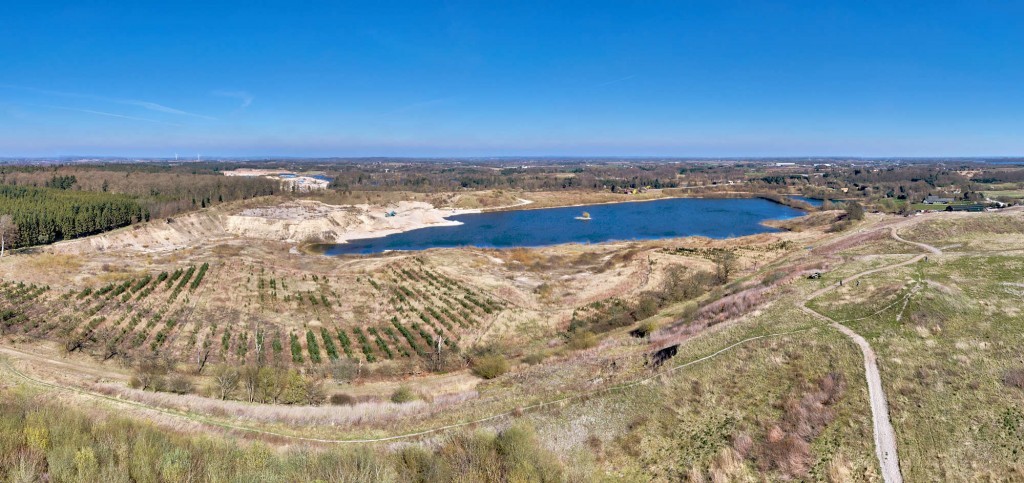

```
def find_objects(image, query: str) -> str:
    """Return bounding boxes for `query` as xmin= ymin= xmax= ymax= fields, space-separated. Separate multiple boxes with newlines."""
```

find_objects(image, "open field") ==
xmin=806 ymin=213 xmax=1024 ymax=481
xmin=984 ymin=189 xmax=1024 ymax=198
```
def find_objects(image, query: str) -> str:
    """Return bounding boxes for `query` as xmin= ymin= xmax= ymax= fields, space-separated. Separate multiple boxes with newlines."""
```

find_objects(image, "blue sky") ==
xmin=1 ymin=1 xmax=1022 ymax=157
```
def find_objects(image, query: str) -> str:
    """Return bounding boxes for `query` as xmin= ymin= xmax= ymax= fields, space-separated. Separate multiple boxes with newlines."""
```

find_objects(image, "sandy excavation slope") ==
xmin=47 ymin=199 xmax=475 ymax=254
xmin=224 ymin=200 xmax=474 ymax=244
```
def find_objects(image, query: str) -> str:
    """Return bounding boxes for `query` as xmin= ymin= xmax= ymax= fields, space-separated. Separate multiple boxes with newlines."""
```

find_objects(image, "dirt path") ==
xmin=801 ymin=226 xmax=943 ymax=483
xmin=0 ymin=345 xmax=127 ymax=381
xmin=890 ymin=226 xmax=941 ymax=255
xmin=1 ymin=328 xmax=811 ymax=445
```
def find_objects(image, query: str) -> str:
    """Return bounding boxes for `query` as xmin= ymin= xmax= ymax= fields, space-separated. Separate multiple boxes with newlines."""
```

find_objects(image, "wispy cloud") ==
xmin=0 ymin=84 xmax=215 ymax=120
xmin=597 ymin=74 xmax=636 ymax=87
xmin=117 ymin=99 xmax=215 ymax=119
xmin=213 ymin=90 xmax=254 ymax=110
xmin=44 ymin=105 xmax=182 ymax=126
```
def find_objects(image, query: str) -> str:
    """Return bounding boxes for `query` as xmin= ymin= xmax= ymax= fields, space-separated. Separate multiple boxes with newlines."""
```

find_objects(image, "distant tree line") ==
xmin=323 ymin=163 xmax=684 ymax=193
xmin=0 ymin=166 xmax=277 ymax=225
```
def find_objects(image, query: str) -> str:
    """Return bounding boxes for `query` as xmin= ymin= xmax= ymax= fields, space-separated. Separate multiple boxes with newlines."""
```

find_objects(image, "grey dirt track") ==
xmin=800 ymin=225 xmax=943 ymax=483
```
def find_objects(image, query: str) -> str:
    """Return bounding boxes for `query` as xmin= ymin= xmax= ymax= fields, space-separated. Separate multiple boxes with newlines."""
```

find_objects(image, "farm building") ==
xmin=925 ymin=195 xmax=955 ymax=204
xmin=945 ymin=204 xmax=985 ymax=212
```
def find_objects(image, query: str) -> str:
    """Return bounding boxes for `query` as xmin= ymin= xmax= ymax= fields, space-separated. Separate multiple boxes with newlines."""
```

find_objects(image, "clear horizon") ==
xmin=2 ymin=1 xmax=1023 ymax=157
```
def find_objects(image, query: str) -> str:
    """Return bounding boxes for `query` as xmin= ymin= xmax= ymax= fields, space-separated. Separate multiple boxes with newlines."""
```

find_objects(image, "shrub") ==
xmin=630 ymin=320 xmax=657 ymax=338
xmin=329 ymin=359 xmax=359 ymax=383
xmin=391 ymin=386 xmax=417 ymax=403
xmin=567 ymin=330 xmax=598 ymax=350
xmin=522 ymin=351 xmax=547 ymax=365
xmin=762 ymin=270 xmax=787 ymax=286
xmin=329 ymin=393 xmax=356 ymax=406
xmin=368 ymin=327 xmax=394 ymax=359
xmin=354 ymin=327 xmax=376 ymax=363
xmin=844 ymin=201 xmax=865 ymax=221
xmin=306 ymin=330 xmax=322 ymax=363
xmin=320 ymin=328 xmax=339 ymax=360
xmin=634 ymin=296 xmax=660 ymax=320
xmin=166 ymin=374 xmax=194 ymax=395
xmin=189 ymin=263 xmax=210 ymax=290
xmin=752 ymin=373 xmax=846 ymax=478
xmin=1004 ymin=368 xmax=1024 ymax=390
xmin=337 ymin=328 xmax=355 ymax=358
xmin=290 ymin=333 xmax=304 ymax=363
xmin=471 ymin=354 xmax=510 ymax=379
xmin=395 ymin=446 xmax=452 ymax=481
xmin=494 ymin=424 xmax=564 ymax=481
xmin=827 ymin=219 xmax=853 ymax=233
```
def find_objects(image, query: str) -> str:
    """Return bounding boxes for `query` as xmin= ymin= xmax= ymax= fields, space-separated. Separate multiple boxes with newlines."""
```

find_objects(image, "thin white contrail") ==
xmin=598 ymin=74 xmax=636 ymax=87
xmin=212 ymin=90 xmax=254 ymax=109
xmin=0 ymin=84 xmax=215 ymax=120
xmin=43 ymin=105 xmax=182 ymax=126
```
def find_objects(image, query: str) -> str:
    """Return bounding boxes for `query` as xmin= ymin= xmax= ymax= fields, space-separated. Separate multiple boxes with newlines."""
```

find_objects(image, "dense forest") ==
xmin=0 ymin=185 xmax=147 ymax=248
xmin=0 ymin=165 xmax=278 ymax=249
xmin=0 ymin=166 xmax=278 ymax=219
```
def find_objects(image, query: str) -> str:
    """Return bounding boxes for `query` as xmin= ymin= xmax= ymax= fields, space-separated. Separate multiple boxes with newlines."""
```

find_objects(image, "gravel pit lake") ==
xmin=315 ymin=197 xmax=805 ymax=255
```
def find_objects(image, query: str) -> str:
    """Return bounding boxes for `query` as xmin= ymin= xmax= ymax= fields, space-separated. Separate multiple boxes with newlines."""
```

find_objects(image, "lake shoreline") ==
xmin=311 ymin=196 xmax=806 ymax=256
xmin=481 ymin=190 xmax=819 ymax=215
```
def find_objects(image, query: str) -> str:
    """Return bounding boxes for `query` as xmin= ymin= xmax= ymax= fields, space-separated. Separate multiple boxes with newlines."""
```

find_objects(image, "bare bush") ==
xmin=166 ymin=374 xmax=194 ymax=395
xmin=752 ymin=372 xmax=846 ymax=479
xmin=330 ymin=393 xmax=356 ymax=406
xmin=131 ymin=358 xmax=169 ymax=391
xmin=759 ymin=425 xmax=812 ymax=477
xmin=1003 ymin=368 xmax=1024 ymax=390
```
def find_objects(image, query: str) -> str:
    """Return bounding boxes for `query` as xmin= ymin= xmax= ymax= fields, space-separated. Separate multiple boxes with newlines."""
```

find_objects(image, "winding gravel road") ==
xmin=801 ymin=226 xmax=941 ymax=483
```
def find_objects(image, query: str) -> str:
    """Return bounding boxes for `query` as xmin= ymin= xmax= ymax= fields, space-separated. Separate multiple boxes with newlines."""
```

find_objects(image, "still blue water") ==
xmin=788 ymin=195 xmax=825 ymax=207
xmin=318 ymin=197 xmax=804 ymax=255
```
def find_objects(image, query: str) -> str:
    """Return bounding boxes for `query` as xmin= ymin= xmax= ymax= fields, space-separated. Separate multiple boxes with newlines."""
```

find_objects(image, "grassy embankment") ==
xmin=519 ymin=286 xmax=878 ymax=481
xmin=806 ymin=214 xmax=1024 ymax=480
xmin=0 ymin=384 xmax=569 ymax=482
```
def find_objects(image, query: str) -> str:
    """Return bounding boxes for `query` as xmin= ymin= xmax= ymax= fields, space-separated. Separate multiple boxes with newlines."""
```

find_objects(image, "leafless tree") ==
xmin=241 ymin=365 xmax=262 ymax=403
xmin=714 ymin=251 xmax=737 ymax=284
xmin=133 ymin=357 xmax=168 ymax=391
xmin=195 ymin=337 xmax=212 ymax=374
xmin=253 ymin=322 xmax=264 ymax=365
xmin=212 ymin=364 xmax=240 ymax=400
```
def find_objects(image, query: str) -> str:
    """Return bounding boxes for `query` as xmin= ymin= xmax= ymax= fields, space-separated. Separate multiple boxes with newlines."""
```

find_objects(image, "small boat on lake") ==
xmin=574 ymin=211 xmax=592 ymax=221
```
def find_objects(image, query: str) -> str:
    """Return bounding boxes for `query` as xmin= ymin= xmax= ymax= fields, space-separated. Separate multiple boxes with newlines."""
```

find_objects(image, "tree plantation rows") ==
xmin=241 ymin=258 xmax=506 ymax=371
xmin=0 ymin=256 xmax=508 ymax=385
xmin=0 ymin=262 xmax=211 ymax=359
